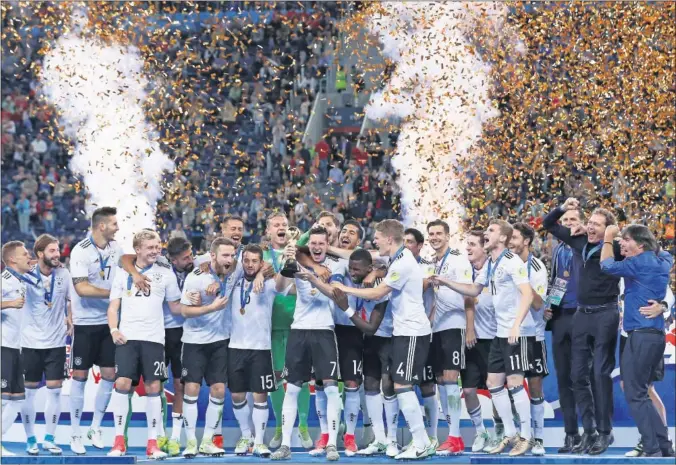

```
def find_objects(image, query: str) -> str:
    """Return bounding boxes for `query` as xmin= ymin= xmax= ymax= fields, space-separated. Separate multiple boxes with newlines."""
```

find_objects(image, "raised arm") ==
xmin=542 ymin=198 xmax=585 ymax=249
xmin=120 ymin=253 xmax=151 ymax=292
xmin=333 ymin=280 xmax=392 ymax=301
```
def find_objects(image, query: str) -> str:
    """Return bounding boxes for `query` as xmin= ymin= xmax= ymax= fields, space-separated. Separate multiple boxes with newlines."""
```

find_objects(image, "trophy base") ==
xmin=280 ymin=260 xmax=300 ymax=278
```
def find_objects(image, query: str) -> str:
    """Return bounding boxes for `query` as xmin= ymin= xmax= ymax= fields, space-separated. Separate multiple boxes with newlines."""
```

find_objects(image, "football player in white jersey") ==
xmin=179 ymin=237 xmax=238 ymax=458
xmin=106 ymin=230 xmax=184 ymax=459
xmin=510 ymin=223 xmax=549 ymax=456
xmin=270 ymin=226 xmax=348 ymax=461
xmin=68 ymin=207 xmax=122 ymax=452
xmin=462 ymin=231 xmax=499 ymax=452
xmin=1 ymin=241 xmax=31 ymax=457
xmin=329 ymin=249 xmax=396 ymax=457
xmin=19 ymin=235 xmax=71 ymax=455
xmin=120 ymin=236 xmax=195 ymax=456
xmin=333 ymin=220 xmax=435 ymax=460
xmin=229 ymin=245 xmax=282 ymax=458
xmin=402 ymin=228 xmax=437 ymax=456
xmin=430 ymin=219 xmax=534 ymax=456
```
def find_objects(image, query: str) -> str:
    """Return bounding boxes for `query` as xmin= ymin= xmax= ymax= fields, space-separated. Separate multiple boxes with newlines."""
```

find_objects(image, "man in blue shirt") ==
xmin=600 ymin=224 xmax=673 ymax=458
xmin=544 ymin=207 xmax=583 ymax=453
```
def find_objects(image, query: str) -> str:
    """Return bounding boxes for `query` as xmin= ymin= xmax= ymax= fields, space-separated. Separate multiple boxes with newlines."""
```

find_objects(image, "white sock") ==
xmin=325 ymin=385 xmax=341 ymax=446
xmin=183 ymin=395 xmax=198 ymax=441
xmin=21 ymin=387 xmax=37 ymax=439
xmin=203 ymin=396 xmax=225 ymax=440
xmin=170 ymin=412 xmax=183 ymax=441
xmin=91 ymin=379 xmax=114 ymax=431
xmin=69 ymin=378 xmax=86 ymax=436
xmin=384 ymin=395 xmax=399 ymax=443
xmin=315 ymin=387 xmax=328 ymax=434
xmin=344 ymin=387 xmax=360 ymax=436
xmin=489 ymin=386 xmax=516 ymax=437
xmin=530 ymin=397 xmax=544 ymax=440
xmin=1 ymin=397 xmax=23 ymax=436
xmin=253 ymin=402 xmax=269 ymax=445
xmin=45 ymin=386 xmax=62 ymax=437
xmin=444 ymin=382 xmax=461 ymax=437
xmin=365 ymin=392 xmax=386 ymax=443
xmin=112 ymin=389 xmax=130 ymax=437
xmin=246 ymin=392 xmax=255 ymax=437
xmin=146 ymin=394 xmax=161 ymax=440
xmin=281 ymin=384 xmax=301 ymax=447
xmin=510 ymin=386 xmax=531 ymax=438
xmin=397 ymin=390 xmax=429 ymax=450
xmin=233 ymin=399 xmax=253 ymax=439
xmin=468 ymin=405 xmax=486 ymax=433
xmin=158 ymin=392 xmax=166 ymax=438
xmin=422 ymin=392 xmax=438 ymax=439
xmin=437 ymin=384 xmax=449 ymax=436
xmin=359 ymin=385 xmax=372 ymax=426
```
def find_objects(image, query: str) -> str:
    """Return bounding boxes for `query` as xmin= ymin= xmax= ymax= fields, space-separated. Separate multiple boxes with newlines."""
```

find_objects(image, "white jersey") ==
xmin=180 ymin=264 xmax=242 ymax=344
xmin=418 ymin=258 xmax=436 ymax=318
xmin=347 ymin=277 xmax=392 ymax=337
xmin=230 ymin=277 xmax=279 ymax=350
xmin=526 ymin=255 xmax=549 ymax=341
xmin=292 ymin=256 xmax=348 ymax=330
xmin=70 ymin=236 xmax=123 ymax=325
xmin=1 ymin=269 xmax=27 ymax=349
xmin=475 ymin=250 xmax=535 ymax=338
xmin=471 ymin=261 xmax=497 ymax=339
xmin=384 ymin=247 xmax=432 ymax=337
xmin=22 ymin=266 xmax=70 ymax=349
xmin=110 ymin=262 xmax=181 ymax=345
xmin=433 ymin=249 xmax=473 ymax=333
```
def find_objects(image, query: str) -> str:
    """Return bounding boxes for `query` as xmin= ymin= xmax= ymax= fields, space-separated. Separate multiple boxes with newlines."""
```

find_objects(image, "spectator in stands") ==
xmin=16 ymin=192 xmax=30 ymax=235
xmin=22 ymin=174 xmax=38 ymax=197
xmin=181 ymin=191 xmax=197 ymax=227
xmin=30 ymin=132 xmax=47 ymax=156
xmin=315 ymin=136 xmax=330 ymax=182
xmin=335 ymin=64 xmax=347 ymax=93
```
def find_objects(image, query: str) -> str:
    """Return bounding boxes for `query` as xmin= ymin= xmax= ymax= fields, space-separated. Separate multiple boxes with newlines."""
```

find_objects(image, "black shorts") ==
xmin=525 ymin=339 xmax=550 ymax=378
xmin=165 ymin=327 xmax=183 ymax=379
xmin=488 ymin=336 xmax=533 ymax=376
xmin=283 ymin=329 xmax=339 ymax=385
xmin=71 ymin=324 xmax=116 ymax=370
xmin=461 ymin=338 xmax=491 ymax=389
xmin=390 ymin=334 xmax=431 ymax=385
xmin=1 ymin=347 xmax=25 ymax=394
xmin=363 ymin=336 xmax=392 ymax=379
xmin=432 ymin=328 xmax=466 ymax=374
xmin=421 ymin=334 xmax=435 ymax=385
xmin=181 ymin=339 xmax=229 ymax=386
xmin=115 ymin=340 xmax=166 ymax=383
xmin=228 ymin=348 xmax=276 ymax=393
xmin=22 ymin=347 xmax=68 ymax=383
xmin=335 ymin=325 xmax=364 ymax=382
xmin=620 ymin=334 xmax=663 ymax=383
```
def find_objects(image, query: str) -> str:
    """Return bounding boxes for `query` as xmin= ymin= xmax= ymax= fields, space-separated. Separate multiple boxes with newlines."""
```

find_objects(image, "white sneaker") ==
xmin=360 ymin=425 xmax=375 ymax=448
xmin=531 ymin=438 xmax=545 ymax=456
xmin=309 ymin=446 xmax=326 ymax=457
xmin=26 ymin=442 xmax=39 ymax=455
xmin=42 ymin=440 xmax=63 ymax=455
xmin=395 ymin=444 xmax=431 ymax=460
xmin=107 ymin=448 xmax=125 ymax=457
xmin=87 ymin=428 xmax=104 ymax=449
xmin=472 ymin=431 xmax=491 ymax=452
xmin=1 ymin=445 xmax=15 ymax=456
xmin=386 ymin=441 xmax=400 ymax=457
xmin=235 ymin=437 xmax=250 ymax=455
xmin=70 ymin=436 xmax=86 ymax=455
xmin=358 ymin=441 xmax=388 ymax=456
xmin=253 ymin=443 xmax=272 ymax=458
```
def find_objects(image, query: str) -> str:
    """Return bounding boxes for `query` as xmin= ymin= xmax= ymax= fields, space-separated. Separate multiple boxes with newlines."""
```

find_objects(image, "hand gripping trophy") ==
xmin=280 ymin=226 xmax=301 ymax=278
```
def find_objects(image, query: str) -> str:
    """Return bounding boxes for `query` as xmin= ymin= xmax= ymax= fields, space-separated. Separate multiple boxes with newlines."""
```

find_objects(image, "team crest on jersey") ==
xmin=152 ymin=273 xmax=163 ymax=283
xmin=181 ymin=368 xmax=188 ymax=377
xmin=496 ymin=268 xmax=505 ymax=280
xmin=1 ymin=379 xmax=7 ymax=389
xmin=74 ymin=357 xmax=82 ymax=366
xmin=56 ymin=277 xmax=64 ymax=287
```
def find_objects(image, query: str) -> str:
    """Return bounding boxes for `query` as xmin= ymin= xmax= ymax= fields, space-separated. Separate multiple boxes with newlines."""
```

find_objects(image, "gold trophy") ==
xmin=280 ymin=226 xmax=302 ymax=278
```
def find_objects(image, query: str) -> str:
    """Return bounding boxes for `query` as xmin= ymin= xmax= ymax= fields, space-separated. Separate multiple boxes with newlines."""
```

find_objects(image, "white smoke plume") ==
xmin=40 ymin=7 xmax=173 ymax=251
xmin=366 ymin=2 xmax=514 ymax=239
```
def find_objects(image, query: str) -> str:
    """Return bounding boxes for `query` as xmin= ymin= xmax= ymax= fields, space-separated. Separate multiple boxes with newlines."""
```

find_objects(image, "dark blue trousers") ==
xmin=550 ymin=308 xmax=579 ymax=435
xmin=621 ymin=330 xmax=670 ymax=454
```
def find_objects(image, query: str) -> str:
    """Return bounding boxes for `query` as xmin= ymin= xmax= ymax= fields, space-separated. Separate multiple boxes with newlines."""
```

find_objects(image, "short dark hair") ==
xmin=210 ymin=237 xmax=236 ymax=254
xmin=222 ymin=215 xmax=244 ymax=227
xmin=512 ymin=222 xmax=535 ymax=247
xmin=349 ymin=248 xmax=372 ymax=264
xmin=318 ymin=211 xmax=340 ymax=228
xmin=2 ymin=240 xmax=25 ymax=265
xmin=404 ymin=227 xmax=424 ymax=245
xmin=342 ymin=219 xmax=364 ymax=239
xmin=467 ymin=229 xmax=485 ymax=246
xmin=91 ymin=207 xmax=117 ymax=228
xmin=426 ymin=219 xmax=450 ymax=234
xmin=166 ymin=237 xmax=192 ymax=258
xmin=622 ymin=224 xmax=659 ymax=252
xmin=309 ymin=225 xmax=329 ymax=241
xmin=34 ymin=234 xmax=59 ymax=256
xmin=243 ymin=244 xmax=264 ymax=260
xmin=591 ymin=208 xmax=617 ymax=227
